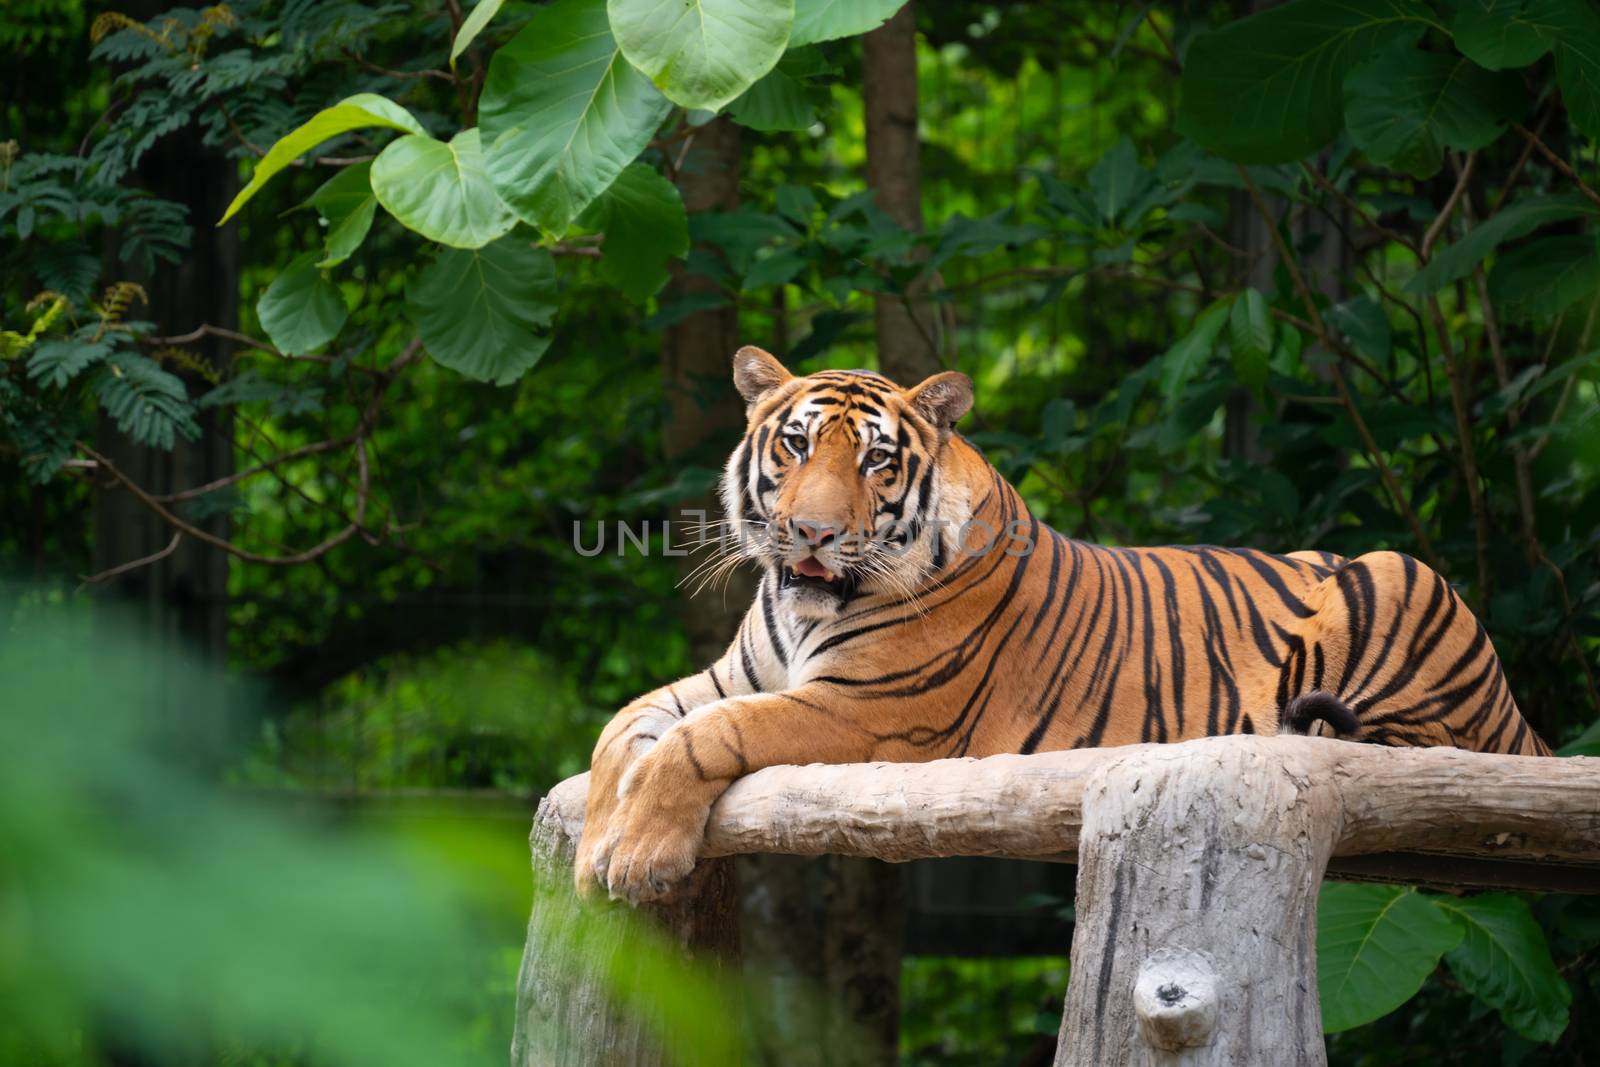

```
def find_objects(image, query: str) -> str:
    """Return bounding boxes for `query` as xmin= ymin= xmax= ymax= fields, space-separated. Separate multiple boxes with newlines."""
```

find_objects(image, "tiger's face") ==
xmin=721 ymin=346 xmax=974 ymax=618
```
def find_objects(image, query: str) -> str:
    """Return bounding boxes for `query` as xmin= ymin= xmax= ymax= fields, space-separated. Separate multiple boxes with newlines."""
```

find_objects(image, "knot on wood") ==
xmin=1133 ymin=950 xmax=1217 ymax=1052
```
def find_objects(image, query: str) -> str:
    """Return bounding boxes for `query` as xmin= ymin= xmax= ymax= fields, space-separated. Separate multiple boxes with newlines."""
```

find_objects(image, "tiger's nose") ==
xmin=794 ymin=520 xmax=837 ymax=546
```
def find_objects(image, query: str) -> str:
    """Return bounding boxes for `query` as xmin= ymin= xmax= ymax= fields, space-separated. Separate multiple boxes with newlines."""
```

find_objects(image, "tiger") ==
xmin=575 ymin=345 xmax=1550 ymax=903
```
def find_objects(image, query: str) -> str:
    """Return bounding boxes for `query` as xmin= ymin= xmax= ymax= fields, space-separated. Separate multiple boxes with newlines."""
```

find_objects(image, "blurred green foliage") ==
xmin=0 ymin=588 xmax=742 ymax=1067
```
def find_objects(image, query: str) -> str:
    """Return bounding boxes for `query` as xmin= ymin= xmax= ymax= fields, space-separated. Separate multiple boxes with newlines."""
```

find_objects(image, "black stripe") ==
xmin=760 ymin=579 xmax=789 ymax=669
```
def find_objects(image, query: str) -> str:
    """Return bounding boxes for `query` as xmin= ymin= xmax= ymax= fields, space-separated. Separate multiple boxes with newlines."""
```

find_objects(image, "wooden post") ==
xmin=1056 ymin=739 xmax=1341 ymax=1066
xmin=510 ymin=782 xmax=739 ymax=1066
xmin=513 ymin=738 xmax=1600 ymax=1066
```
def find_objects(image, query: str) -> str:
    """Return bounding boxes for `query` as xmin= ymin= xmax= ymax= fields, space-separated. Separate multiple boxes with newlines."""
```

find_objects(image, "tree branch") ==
xmin=78 ymin=531 xmax=182 ymax=588
xmin=1515 ymin=123 xmax=1600 ymax=210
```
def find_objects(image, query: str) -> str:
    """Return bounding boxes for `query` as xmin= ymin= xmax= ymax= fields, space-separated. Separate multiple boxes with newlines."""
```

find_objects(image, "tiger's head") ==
xmin=721 ymin=346 xmax=976 ymax=617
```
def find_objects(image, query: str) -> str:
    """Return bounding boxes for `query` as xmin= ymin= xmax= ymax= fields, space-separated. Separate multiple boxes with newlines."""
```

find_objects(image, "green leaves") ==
xmin=1434 ymin=894 xmax=1572 ymax=1043
xmin=728 ymin=48 xmax=831 ymax=131
xmin=308 ymin=164 xmax=378 ymax=268
xmin=1087 ymin=138 xmax=1157 ymax=228
xmin=406 ymin=237 xmax=558 ymax=384
xmin=1407 ymin=192 xmax=1600 ymax=294
xmin=1449 ymin=0 xmax=1552 ymax=69
xmin=450 ymin=0 xmax=508 ymax=66
xmin=1160 ymin=297 xmax=1232 ymax=398
xmin=1229 ymin=289 xmax=1273 ymax=391
xmin=1317 ymin=884 xmax=1464 ymax=1033
xmin=1527 ymin=0 xmax=1600 ymax=140
xmin=257 ymin=253 xmax=349 ymax=356
xmin=1488 ymin=235 xmax=1600 ymax=319
xmin=371 ymin=128 xmax=516 ymax=250
xmin=1344 ymin=45 xmax=1524 ymax=178
xmin=1318 ymin=886 xmax=1570 ymax=1044
xmin=219 ymin=95 xmax=424 ymax=225
xmin=93 ymin=353 xmax=199 ymax=450
xmin=479 ymin=0 xmax=671 ymax=235
xmin=790 ymin=0 xmax=904 ymax=45
xmin=27 ymin=338 xmax=112 ymax=389
xmin=579 ymin=164 xmax=688 ymax=302
xmin=608 ymin=0 xmax=794 ymax=112
xmin=1179 ymin=0 xmax=1433 ymax=164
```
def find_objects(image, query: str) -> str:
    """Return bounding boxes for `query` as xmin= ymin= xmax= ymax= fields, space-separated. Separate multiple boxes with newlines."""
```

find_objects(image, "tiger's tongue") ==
xmin=794 ymin=556 xmax=834 ymax=580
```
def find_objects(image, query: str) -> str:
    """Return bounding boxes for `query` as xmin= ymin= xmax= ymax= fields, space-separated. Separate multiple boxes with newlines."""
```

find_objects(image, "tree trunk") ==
xmin=864 ymin=1 xmax=938 ymax=385
xmin=1055 ymin=742 xmax=1340 ymax=1066
xmin=93 ymin=31 xmax=236 ymax=756
xmin=662 ymin=115 xmax=752 ymax=666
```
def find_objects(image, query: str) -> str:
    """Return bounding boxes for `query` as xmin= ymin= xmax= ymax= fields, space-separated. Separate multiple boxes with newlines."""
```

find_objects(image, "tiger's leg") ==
xmin=588 ymin=686 xmax=881 ymax=904
xmin=573 ymin=661 xmax=754 ymax=896
xmin=1275 ymin=551 xmax=1550 ymax=756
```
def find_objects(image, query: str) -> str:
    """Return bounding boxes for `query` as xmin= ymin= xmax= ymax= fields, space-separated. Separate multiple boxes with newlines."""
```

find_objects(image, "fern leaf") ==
xmin=93 ymin=352 xmax=199 ymax=450
xmin=27 ymin=338 xmax=113 ymax=389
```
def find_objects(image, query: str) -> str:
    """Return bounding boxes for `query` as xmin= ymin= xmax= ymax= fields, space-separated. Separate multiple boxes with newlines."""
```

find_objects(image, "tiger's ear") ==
xmin=732 ymin=345 xmax=793 ymax=405
xmin=904 ymin=371 xmax=973 ymax=431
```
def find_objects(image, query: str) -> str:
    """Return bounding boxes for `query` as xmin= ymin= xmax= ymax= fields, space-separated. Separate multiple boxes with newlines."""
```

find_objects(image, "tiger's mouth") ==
xmin=779 ymin=555 xmax=855 ymax=598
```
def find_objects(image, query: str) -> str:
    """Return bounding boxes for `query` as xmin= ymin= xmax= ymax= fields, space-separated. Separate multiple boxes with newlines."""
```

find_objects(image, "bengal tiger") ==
xmin=576 ymin=345 xmax=1550 ymax=903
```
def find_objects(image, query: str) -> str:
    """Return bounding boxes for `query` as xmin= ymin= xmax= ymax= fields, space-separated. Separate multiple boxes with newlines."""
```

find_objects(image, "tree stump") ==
xmin=509 ymin=783 xmax=739 ymax=1067
xmin=1057 ymin=738 xmax=1342 ymax=1066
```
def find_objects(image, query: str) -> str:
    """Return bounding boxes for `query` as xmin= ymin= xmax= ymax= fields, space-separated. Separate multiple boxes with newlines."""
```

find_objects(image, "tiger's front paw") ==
xmin=600 ymin=803 xmax=705 ymax=905
xmin=597 ymin=743 xmax=719 ymax=904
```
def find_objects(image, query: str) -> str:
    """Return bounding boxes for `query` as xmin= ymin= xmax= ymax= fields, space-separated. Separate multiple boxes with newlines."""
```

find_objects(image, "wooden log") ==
xmin=534 ymin=739 xmax=1600 ymax=871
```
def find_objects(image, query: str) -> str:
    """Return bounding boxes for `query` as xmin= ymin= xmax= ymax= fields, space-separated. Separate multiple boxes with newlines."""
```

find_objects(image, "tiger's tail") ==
xmin=1276 ymin=551 xmax=1551 ymax=757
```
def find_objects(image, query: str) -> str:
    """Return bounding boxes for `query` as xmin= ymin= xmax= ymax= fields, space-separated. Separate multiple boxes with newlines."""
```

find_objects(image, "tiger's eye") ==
xmin=785 ymin=433 xmax=809 ymax=454
xmin=865 ymin=447 xmax=892 ymax=468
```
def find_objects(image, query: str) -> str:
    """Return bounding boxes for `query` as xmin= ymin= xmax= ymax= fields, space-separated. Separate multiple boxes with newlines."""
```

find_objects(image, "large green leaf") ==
xmin=1160 ymin=297 xmax=1232 ymax=398
xmin=607 ymin=0 xmax=794 ymax=112
xmin=1434 ymin=894 xmax=1572 ymax=1043
xmin=578 ymin=164 xmax=688 ymax=303
xmin=1488 ymin=235 xmax=1600 ymax=320
xmin=1524 ymin=0 xmax=1600 ymax=140
xmin=1318 ymin=884 xmax=1464 ymax=1033
xmin=1177 ymin=0 xmax=1434 ymax=164
xmin=479 ymin=0 xmax=671 ymax=235
xmin=1405 ymin=192 xmax=1600 ymax=294
xmin=256 ymin=253 xmax=349 ymax=356
xmin=371 ymin=128 xmax=515 ymax=250
xmin=450 ymin=0 xmax=508 ymax=65
xmin=790 ymin=0 xmax=904 ymax=46
xmin=728 ymin=47 xmax=831 ymax=131
xmin=1450 ymin=0 xmax=1553 ymax=69
xmin=219 ymin=94 xmax=424 ymax=225
xmin=307 ymin=163 xmax=377 ymax=268
xmin=405 ymin=237 xmax=558 ymax=384
xmin=1344 ymin=45 xmax=1525 ymax=178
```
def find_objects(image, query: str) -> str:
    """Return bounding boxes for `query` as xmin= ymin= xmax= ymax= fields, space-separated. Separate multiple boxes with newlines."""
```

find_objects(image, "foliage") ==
xmin=0 ymin=590 xmax=741 ymax=1066
xmin=236 ymin=639 xmax=605 ymax=792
